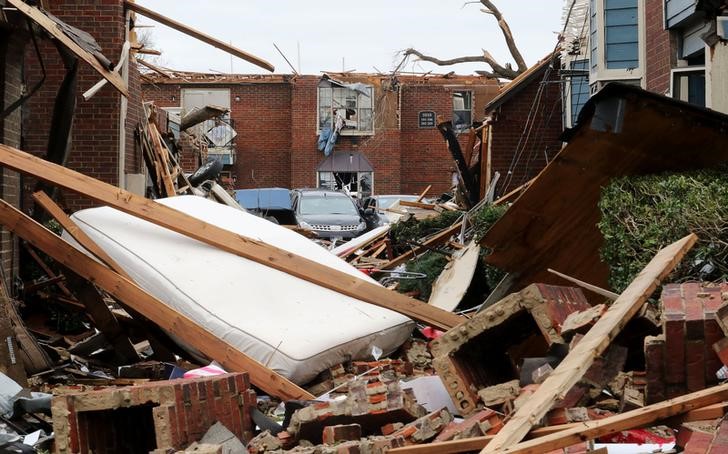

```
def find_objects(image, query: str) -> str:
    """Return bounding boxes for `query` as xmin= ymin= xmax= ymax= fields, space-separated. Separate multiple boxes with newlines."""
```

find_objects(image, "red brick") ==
xmin=322 ymin=424 xmax=363 ymax=444
xmin=686 ymin=339 xmax=707 ymax=392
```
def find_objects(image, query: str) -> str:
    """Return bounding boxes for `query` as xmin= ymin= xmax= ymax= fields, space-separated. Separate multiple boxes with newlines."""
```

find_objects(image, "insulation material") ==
xmin=66 ymin=196 xmax=414 ymax=384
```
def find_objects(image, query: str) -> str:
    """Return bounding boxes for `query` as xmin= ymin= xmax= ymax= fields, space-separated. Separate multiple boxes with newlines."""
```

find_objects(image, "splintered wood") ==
xmin=481 ymin=233 xmax=698 ymax=453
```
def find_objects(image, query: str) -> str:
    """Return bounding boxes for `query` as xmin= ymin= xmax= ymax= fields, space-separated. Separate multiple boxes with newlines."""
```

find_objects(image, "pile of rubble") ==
xmin=4 ymin=81 xmax=728 ymax=454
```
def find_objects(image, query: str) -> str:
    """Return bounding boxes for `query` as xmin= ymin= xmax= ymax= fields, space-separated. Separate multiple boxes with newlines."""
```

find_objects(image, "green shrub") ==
xmin=397 ymin=252 xmax=449 ymax=300
xmin=392 ymin=204 xmax=508 ymax=301
xmin=390 ymin=210 xmax=461 ymax=255
xmin=598 ymin=170 xmax=728 ymax=293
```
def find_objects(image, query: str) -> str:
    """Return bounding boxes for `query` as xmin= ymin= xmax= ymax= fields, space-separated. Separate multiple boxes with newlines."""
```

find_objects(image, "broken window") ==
xmin=318 ymin=80 xmax=374 ymax=135
xmin=317 ymin=171 xmax=373 ymax=199
xmin=452 ymin=91 xmax=472 ymax=131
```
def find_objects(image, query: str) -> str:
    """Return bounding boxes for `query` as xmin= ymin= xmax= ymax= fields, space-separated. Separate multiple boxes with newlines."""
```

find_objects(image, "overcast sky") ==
xmin=135 ymin=1 xmax=564 ymax=76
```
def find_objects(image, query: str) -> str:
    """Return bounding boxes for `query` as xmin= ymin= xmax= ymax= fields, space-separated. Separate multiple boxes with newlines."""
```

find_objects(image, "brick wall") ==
xmin=644 ymin=0 xmax=675 ymax=94
xmin=231 ymin=83 xmax=292 ymax=188
xmin=22 ymin=0 xmax=137 ymax=211
xmin=143 ymin=75 xmax=500 ymax=195
xmin=400 ymin=85 xmax=453 ymax=196
xmin=52 ymin=373 xmax=256 ymax=453
xmin=489 ymin=68 xmax=563 ymax=196
xmin=0 ymin=29 xmax=24 ymax=284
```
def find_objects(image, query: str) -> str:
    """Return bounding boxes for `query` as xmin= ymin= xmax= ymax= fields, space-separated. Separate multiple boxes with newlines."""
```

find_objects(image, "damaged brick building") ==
xmin=142 ymin=72 xmax=501 ymax=197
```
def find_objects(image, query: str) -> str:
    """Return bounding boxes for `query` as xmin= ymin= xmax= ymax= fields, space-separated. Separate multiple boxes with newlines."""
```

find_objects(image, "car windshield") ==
xmin=300 ymin=193 xmax=358 ymax=215
xmin=377 ymin=195 xmax=419 ymax=209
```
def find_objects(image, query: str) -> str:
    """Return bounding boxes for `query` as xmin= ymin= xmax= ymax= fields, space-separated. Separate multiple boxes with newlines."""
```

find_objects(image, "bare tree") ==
xmin=402 ymin=0 xmax=527 ymax=79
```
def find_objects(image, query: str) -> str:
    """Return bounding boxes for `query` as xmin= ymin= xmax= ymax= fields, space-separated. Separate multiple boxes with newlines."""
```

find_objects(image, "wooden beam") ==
xmin=32 ymin=191 xmax=132 ymax=281
xmin=416 ymin=185 xmax=432 ymax=203
xmin=6 ymin=0 xmax=128 ymax=97
xmin=32 ymin=191 xmax=141 ymax=363
xmin=481 ymin=233 xmax=698 ymax=453
xmin=0 ymin=144 xmax=464 ymax=331
xmin=400 ymin=200 xmax=437 ymax=210
xmin=388 ymin=422 xmax=577 ymax=454
xmin=147 ymin=123 xmax=176 ymax=197
xmin=389 ymin=400 xmax=728 ymax=454
xmin=499 ymin=383 xmax=728 ymax=454
xmin=24 ymin=244 xmax=75 ymax=299
xmin=0 ymin=199 xmax=312 ymax=401
xmin=380 ymin=222 xmax=463 ymax=270
xmin=135 ymin=58 xmax=172 ymax=78
xmin=547 ymin=268 xmax=620 ymax=300
xmin=63 ymin=272 xmax=140 ymax=364
xmin=124 ymin=2 xmax=274 ymax=72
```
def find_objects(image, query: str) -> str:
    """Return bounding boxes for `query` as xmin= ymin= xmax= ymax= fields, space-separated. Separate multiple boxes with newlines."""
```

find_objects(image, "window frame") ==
xmin=452 ymin=90 xmax=473 ymax=131
xmin=589 ymin=0 xmax=646 ymax=87
xmin=316 ymin=82 xmax=375 ymax=136
xmin=670 ymin=66 xmax=706 ymax=107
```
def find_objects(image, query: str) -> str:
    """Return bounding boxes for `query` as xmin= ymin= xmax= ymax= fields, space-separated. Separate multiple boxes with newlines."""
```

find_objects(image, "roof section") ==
xmin=484 ymin=52 xmax=559 ymax=113
xmin=481 ymin=82 xmax=728 ymax=300
xmin=140 ymin=70 xmax=499 ymax=87
xmin=140 ymin=70 xmax=293 ymax=84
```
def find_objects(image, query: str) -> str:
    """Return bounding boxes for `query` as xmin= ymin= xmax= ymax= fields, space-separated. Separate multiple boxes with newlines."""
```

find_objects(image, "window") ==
xmin=589 ymin=0 xmax=644 ymax=86
xmin=672 ymin=67 xmax=706 ymax=107
xmin=452 ymin=91 xmax=472 ymax=130
xmin=317 ymin=171 xmax=373 ymax=199
xmin=565 ymin=60 xmax=590 ymax=127
xmin=318 ymin=81 xmax=373 ymax=135
xmin=604 ymin=0 xmax=639 ymax=69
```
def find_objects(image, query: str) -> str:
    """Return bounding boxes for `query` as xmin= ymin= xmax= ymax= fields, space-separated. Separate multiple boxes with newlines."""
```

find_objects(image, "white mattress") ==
xmin=67 ymin=196 xmax=414 ymax=384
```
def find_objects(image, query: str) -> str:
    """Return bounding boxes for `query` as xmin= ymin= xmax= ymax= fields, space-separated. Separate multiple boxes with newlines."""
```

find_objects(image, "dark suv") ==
xmin=291 ymin=188 xmax=367 ymax=240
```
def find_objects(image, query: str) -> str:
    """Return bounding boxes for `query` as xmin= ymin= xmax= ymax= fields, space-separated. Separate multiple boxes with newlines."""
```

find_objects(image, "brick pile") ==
xmin=645 ymin=283 xmax=726 ymax=404
xmin=286 ymin=377 xmax=424 ymax=444
xmin=51 ymin=373 xmax=255 ymax=454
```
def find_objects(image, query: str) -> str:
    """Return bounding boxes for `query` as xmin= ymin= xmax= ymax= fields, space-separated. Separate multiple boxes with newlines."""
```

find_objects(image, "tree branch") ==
xmin=479 ymin=0 xmax=528 ymax=72
xmin=403 ymin=48 xmax=518 ymax=80
xmin=399 ymin=1 xmax=527 ymax=79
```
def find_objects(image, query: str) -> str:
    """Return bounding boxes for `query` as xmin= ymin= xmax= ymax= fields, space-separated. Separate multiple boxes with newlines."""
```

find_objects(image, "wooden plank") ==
xmin=390 ymin=399 xmax=728 ymax=454
xmin=64 ymin=272 xmax=140 ymax=364
xmin=32 ymin=191 xmax=132 ymax=281
xmin=416 ymin=185 xmax=432 ymax=203
xmin=428 ymin=241 xmax=481 ymax=311
xmin=0 ymin=144 xmax=464 ymax=331
xmin=547 ymin=268 xmax=619 ymax=300
xmin=380 ymin=222 xmax=463 ymax=270
xmin=124 ymin=2 xmax=274 ymax=72
xmin=31 ymin=191 xmax=140 ymax=363
xmin=24 ymin=244 xmax=75 ymax=299
xmin=500 ymin=383 xmax=728 ymax=454
xmin=135 ymin=58 xmax=172 ymax=78
xmin=481 ymin=233 xmax=698 ymax=453
xmin=0 ymin=199 xmax=312 ymax=401
xmin=388 ymin=422 xmax=577 ymax=454
xmin=148 ymin=123 xmax=176 ymax=197
xmin=400 ymin=200 xmax=437 ymax=210
xmin=6 ymin=0 xmax=128 ymax=97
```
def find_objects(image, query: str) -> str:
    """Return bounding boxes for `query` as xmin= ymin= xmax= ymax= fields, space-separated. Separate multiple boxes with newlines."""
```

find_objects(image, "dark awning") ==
xmin=316 ymin=151 xmax=373 ymax=173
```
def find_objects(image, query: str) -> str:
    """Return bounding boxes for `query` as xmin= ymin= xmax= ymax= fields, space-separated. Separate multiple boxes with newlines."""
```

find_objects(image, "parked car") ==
xmin=360 ymin=194 xmax=423 ymax=227
xmin=234 ymin=188 xmax=297 ymax=225
xmin=291 ymin=188 xmax=367 ymax=240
